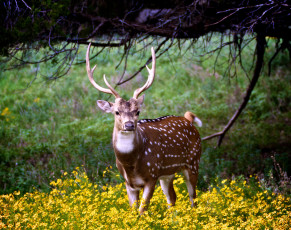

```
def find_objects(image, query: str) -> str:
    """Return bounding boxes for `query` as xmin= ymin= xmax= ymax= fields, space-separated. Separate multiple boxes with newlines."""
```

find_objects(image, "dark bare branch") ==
xmin=202 ymin=33 xmax=266 ymax=147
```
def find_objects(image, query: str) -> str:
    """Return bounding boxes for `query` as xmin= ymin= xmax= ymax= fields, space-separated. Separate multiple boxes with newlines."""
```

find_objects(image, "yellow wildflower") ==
xmin=1 ymin=171 xmax=290 ymax=229
xmin=33 ymin=97 xmax=40 ymax=103
xmin=1 ymin=107 xmax=10 ymax=116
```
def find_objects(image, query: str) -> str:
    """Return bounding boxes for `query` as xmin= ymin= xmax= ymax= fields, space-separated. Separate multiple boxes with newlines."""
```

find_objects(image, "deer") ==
xmin=86 ymin=43 xmax=202 ymax=213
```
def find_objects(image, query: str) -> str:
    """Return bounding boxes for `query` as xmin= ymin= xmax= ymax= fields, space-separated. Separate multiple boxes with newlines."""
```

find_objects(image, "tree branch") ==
xmin=202 ymin=32 xmax=266 ymax=147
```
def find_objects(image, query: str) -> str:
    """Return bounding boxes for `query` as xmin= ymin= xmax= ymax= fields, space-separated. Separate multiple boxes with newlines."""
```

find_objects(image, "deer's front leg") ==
xmin=139 ymin=180 xmax=157 ymax=213
xmin=126 ymin=183 xmax=140 ymax=208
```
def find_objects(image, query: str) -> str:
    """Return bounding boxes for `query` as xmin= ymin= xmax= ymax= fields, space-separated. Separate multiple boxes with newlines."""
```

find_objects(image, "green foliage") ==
xmin=0 ymin=0 xmax=72 ymax=55
xmin=0 ymin=38 xmax=290 ymax=195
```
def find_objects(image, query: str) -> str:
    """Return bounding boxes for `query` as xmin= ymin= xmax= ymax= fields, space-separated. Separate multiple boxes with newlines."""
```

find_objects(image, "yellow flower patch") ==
xmin=1 ymin=170 xmax=290 ymax=229
xmin=0 ymin=107 xmax=13 ymax=121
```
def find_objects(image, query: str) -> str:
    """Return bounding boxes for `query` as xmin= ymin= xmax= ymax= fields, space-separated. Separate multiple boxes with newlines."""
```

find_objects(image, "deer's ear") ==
xmin=97 ymin=100 xmax=113 ymax=113
xmin=137 ymin=94 xmax=145 ymax=106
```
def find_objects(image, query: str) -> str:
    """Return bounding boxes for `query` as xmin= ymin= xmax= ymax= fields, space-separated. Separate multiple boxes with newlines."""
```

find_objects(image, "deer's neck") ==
xmin=113 ymin=128 xmax=142 ymax=155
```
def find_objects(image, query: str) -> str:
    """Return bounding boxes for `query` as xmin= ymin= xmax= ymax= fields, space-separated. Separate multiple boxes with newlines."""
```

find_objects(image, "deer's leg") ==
xmin=159 ymin=174 xmax=176 ymax=207
xmin=126 ymin=183 xmax=140 ymax=208
xmin=139 ymin=180 xmax=157 ymax=213
xmin=183 ymin=169 xmax=198 ymax=207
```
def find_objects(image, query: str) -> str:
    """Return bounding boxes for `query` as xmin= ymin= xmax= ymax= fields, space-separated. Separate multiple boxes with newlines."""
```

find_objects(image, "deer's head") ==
xmin=86 ymin=44 xmax=156 ymax=133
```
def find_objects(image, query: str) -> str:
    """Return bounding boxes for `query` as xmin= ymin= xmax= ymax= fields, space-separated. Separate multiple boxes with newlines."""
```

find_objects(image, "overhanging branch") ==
xmin=202 ymin=33 xmax=266 ymax=147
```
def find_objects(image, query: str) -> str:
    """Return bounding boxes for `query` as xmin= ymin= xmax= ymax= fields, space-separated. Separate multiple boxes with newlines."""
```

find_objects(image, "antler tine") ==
xmin=133 ymin=47 xmax=156 ymax=99
xmin=103 ymin=74 xmax=121 ymax=98
xmin=86 ymin=43 xmax=120 ymax=98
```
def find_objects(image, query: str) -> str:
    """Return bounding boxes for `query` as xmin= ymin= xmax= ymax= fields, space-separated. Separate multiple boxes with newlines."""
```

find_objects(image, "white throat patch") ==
xmin=115 ymin=131 xmax=135 ymax=154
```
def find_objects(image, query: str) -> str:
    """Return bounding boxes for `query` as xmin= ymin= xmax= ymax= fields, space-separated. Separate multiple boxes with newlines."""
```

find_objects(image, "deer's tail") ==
xmin=184 ymin=111 xmax=202 ymax=127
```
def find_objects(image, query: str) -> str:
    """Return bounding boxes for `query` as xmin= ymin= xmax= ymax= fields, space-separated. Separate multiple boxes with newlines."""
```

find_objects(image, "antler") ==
xmin=86 ymin=43 xmax=120 ymax=98
xmin=133 ymin=47 xmax=156 ymax=99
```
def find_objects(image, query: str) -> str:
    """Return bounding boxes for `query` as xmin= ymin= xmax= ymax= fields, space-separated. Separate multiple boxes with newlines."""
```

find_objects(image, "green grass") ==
xmin=0 ymin=38 xmax=290 ymax=194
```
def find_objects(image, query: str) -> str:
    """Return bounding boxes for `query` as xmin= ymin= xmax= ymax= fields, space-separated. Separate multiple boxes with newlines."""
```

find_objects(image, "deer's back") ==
xmin=137 ymin=115 xmax=201 ymax=176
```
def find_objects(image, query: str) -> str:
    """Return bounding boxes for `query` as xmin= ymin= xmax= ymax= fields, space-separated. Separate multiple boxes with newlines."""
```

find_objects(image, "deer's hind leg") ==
xmin=159 ymin=174 xmax=176 ymax=207
xmin=183 ymin=169 xmax=198 ymax=207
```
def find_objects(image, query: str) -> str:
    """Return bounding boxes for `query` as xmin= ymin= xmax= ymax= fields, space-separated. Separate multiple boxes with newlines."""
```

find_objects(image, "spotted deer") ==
xmin=86 ymin=43 xmax=202 ymax=213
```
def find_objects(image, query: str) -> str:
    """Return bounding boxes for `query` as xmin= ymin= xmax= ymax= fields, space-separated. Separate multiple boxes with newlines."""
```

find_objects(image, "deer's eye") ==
xmin=115 ymin=111 xmax=120 ymax=116
xmin=136 ymin=111 xmax=140 ymax=116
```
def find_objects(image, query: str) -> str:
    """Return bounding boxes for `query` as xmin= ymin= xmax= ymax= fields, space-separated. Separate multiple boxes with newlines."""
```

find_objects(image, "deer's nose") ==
xmin=124 ymin=121 xmax=135 ymax=131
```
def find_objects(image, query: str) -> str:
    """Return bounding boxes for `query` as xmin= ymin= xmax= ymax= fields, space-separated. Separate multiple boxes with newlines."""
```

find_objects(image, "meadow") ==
xmin=0 ymin=38 xmax=290 ymax=228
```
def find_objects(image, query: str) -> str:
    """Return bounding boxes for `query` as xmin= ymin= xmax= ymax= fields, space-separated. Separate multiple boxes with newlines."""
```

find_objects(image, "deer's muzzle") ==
xmin=124 ymin=121 xmax=135 ymax=131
